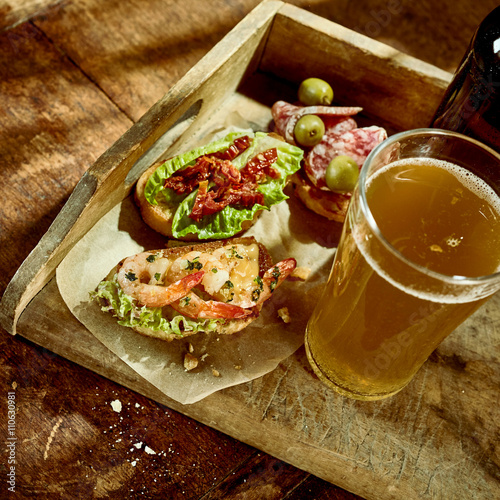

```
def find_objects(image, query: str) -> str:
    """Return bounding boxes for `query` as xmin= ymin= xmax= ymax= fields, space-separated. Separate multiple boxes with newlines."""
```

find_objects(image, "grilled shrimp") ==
xmin=117 ymin=244 xmax=296 ymax=317
xmin=229 ymin=258 xmax=297 ymax=308
xmin=117 ymin=250 xmax=204 ymax=308
xmin=170 ymin=292 xmax=252 ymax=320
xmin=166 ymin=250 xmax=231 ymax=295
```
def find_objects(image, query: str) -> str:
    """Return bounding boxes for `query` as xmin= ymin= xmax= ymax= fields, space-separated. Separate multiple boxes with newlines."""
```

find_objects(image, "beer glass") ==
xmin=305 ymin=129 xmax=500 ymax=400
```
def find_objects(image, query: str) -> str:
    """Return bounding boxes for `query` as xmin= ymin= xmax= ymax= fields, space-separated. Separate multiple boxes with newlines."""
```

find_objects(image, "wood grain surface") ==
xmin=1 ymin=1 xmax=499 ymax=499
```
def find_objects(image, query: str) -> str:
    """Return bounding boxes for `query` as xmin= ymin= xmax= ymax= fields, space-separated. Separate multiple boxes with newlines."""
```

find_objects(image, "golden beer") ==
xmin=305 ymin=133 xmax=500 ymax=400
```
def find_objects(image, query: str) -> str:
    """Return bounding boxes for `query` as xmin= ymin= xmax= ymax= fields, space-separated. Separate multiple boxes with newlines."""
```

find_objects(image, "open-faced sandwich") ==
xmin=271 ymin=78 xmax=387 ymax=222
xmin=135 ymin=130 xmax=304 ymax=240
xmin=90 ymin=236 xmax=296 ymax=341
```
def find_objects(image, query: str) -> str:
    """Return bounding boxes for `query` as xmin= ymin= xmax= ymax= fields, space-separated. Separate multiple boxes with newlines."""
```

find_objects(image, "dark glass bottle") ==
xmin=430 ymin=6 xmax=500 ymax=153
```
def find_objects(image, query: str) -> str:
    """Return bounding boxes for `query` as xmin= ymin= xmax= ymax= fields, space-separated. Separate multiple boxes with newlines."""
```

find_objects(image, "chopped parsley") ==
xmin=224 ymin=280 xmax=235 ymax=302
xmin=125 ymin=272 xmax=137 ymax=282
xmin=270 ymin=266 xmax=281 ymax=292
xmin=186 ymin=256 xmax=203 ymax=271
xmin=251 ymin=276 xmax=264 ymax=302
xmin=228 ymin=246 xmax=244 ymax=259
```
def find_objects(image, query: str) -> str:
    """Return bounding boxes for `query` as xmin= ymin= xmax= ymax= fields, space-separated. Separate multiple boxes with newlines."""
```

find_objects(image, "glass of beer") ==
xmin=304 ymin=128 xmax=500 ymax=400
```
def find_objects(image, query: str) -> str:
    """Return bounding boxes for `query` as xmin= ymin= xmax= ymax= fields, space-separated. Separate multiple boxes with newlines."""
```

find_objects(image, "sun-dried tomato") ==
xmin=211 ymin=135 xmax=251 ymax=161
xmin=241 ymin=148 xmax=280 ymax=183
xmin=162 ymin=136 xmax=280 ymax=222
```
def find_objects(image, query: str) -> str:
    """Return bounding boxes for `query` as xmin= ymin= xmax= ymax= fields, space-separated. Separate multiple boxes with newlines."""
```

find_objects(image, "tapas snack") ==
xmin=91 ymin=236 xmax=297 ymax=342
xmin=135 ymin=130 xmax=304 ymax=240
xmin=271 ymin=78 xmax=387 ymax=222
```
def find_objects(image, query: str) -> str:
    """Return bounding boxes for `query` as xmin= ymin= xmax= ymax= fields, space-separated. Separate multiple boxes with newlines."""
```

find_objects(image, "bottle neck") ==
xmin=472 ymin=5 xmax=500 ymax=78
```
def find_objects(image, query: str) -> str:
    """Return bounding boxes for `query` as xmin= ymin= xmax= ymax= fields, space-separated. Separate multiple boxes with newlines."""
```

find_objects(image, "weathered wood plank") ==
xmin=33 ymin=0 xmax=263 ymax=121
xmin=0 ymin=0 xmax=57 ymax=30
xmin=0 ymin=22 xmax=131 ymax=295
xmin=285 ymin=0 xmax=498 ymax=73
xmin=0 ymin=326 xmax=260 ymax=499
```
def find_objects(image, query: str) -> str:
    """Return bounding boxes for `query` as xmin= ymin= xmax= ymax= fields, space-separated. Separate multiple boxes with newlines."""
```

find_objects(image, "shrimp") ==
xmin=166 ymin=250 xmax=230 ymax=295
xmin=170 ymin=292 xmax=252 ymax=320
xmin=117 ymin=246 xmax=296 ymax=318
xmin=230 ymin=257 xmax=297 ymax=308
xmin=117 ymin=250 xmax=204 ymax=308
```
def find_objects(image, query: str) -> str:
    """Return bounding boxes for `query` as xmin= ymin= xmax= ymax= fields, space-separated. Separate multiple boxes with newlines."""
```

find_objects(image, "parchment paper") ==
xmin=56 ymin=179 xmax=342 ymax=405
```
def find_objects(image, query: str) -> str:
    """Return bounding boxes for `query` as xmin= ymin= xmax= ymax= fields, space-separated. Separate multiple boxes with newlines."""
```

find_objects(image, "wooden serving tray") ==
xmin=2 ymin=2 xmax=499 ymax=499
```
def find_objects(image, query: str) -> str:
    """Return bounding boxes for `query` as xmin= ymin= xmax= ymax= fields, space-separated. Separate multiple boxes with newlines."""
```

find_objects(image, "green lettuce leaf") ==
xmin=90 ymin=275 xmax=222 ymax=337
xmin=143 ymin=131 xmax=304 ymax=240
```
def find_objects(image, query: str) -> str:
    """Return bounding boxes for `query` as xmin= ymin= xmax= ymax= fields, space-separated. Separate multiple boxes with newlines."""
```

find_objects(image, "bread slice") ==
xmin=134 ymin=163 xmax=185 ymax=240
xmin=290 ymin=171 xmax=350 ymax=223
xmin=134 ymin=163 xmax=263 ymax=241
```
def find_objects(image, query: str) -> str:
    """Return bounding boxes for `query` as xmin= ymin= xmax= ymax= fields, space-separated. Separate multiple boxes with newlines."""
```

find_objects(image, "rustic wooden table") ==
xmin=1 ymin=0 xmax=498 ymax=499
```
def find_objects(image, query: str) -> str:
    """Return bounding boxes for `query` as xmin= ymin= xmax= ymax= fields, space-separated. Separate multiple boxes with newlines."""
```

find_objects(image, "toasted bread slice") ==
xmin=134 ymin=163 xmax=187 ymax=240
xmin=134 ymin=163 xmax=263 ymax=241
xmin=290 ymin=171 xmax=350 ymax=223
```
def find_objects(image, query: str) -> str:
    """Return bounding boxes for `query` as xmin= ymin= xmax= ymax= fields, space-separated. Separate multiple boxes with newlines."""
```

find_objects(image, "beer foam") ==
xmin=355 ymin=157 xmax=500 ymax=303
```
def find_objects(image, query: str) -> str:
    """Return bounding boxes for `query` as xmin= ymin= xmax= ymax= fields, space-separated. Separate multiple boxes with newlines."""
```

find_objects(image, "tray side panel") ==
xmin=260 ymin=4 xmax=452 ymax=131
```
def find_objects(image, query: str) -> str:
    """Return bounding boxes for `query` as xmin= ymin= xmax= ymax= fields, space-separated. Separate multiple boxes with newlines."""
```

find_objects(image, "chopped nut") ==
xmin=291 ymin=266 xmax=311 ymax=280
xmin=184 ymin=352 xmax=199 ymax=371
xmin=278 ymin=307 xmax=291 ymax=323
xmin=188 ymin=343 xmax=195 ymax=353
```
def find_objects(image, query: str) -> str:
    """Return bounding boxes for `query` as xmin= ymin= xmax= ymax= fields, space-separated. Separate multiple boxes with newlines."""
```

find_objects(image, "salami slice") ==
xmin=271 ymin=100 xmax=363 ymax=144
xmin=305 ymin=126 xmax=388 ymax=190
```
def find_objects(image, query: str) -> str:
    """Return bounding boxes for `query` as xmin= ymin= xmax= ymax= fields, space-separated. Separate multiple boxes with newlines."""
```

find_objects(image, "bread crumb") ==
xmin=278 ymin=307 xmax=291 ymax=323
xmin=184 ymin=353 xmax=199 ymax=371
xmin=291 ymin=266 xmax=311 ymax=280
xmin=110 ymin=400 xmax=122 ymax=413
xmin=212 ymin=368 xmax=221 ymax=377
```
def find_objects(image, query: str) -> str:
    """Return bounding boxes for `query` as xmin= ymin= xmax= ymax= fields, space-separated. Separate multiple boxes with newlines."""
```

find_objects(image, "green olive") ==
xmin=293 ymin=115 xmax=325 ymax=147
xmin=298 ymin=78 xmax=334 ymax=106
xmin=325 ymin=155 xmax=359 ymax=193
